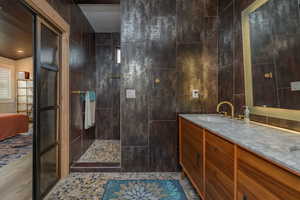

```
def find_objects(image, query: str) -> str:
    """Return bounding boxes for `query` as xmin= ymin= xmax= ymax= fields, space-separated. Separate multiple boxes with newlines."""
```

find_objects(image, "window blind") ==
xmin=0 ymin=67 xmax=11 ymax=99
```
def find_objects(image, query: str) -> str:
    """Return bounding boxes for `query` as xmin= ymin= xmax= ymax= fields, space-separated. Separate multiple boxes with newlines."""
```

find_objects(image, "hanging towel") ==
xmin=84 ymin=91 xmax=96 ymax=129
xmin=90 ymin=91 xmax=96 ymax=127
xmin=84 ymin=92 xmax=91 ymax=130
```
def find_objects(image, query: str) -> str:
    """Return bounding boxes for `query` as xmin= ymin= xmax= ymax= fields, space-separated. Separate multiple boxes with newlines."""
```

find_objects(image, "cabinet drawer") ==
xmin=237 ymin=148 xmax=300 ymax=200
xmin=205 ymin=131 xmax=235 ymax=200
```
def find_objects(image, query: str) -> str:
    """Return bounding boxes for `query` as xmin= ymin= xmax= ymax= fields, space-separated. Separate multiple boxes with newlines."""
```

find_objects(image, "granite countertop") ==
xmin=179 ymin=114 xmax=300 ymax=175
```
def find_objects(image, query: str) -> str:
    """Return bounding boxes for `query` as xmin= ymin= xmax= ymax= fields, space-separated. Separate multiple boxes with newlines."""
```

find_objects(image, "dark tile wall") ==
xmin=121 ymin=0 xmax=218 ymax=172
xmin=218 ymin=0 xmax=300 ymax=132
xmin=46 ymin=0 xmax=96 ymax=164
xmin=95 ymin=33 xmax=120 ymax=140
xmin=45 ymin=0 xmax=300 ymax=173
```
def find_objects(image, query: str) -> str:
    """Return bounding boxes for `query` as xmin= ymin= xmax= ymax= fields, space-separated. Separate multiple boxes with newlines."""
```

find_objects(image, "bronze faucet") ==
xmin=217 ymin=101 xmax=235 ymax=118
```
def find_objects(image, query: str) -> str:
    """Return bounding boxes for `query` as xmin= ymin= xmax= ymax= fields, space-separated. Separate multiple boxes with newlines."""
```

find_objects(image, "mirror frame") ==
xmin=241 ymin=0 xmax=300 ymax=122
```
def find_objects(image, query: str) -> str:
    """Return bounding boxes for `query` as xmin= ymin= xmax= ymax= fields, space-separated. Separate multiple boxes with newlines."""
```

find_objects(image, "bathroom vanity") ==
xmin=179 ymin=114 xmax=300 ymax=200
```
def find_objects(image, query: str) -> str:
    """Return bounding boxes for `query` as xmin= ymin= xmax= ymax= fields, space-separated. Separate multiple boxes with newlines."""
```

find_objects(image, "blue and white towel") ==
xmin=84 ymin=91 xmax=96 ymax=129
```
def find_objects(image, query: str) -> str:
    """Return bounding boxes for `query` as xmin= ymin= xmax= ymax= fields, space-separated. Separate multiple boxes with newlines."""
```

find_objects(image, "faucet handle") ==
xmin=219 ymin=111 xmax=227 ymax=117
xmin=237 ymin=114 xmax=244 ymax=120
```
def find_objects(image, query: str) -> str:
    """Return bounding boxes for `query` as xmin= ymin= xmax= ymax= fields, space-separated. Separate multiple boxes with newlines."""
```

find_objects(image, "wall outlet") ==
xmin=192 ymin=90 xmax=199 ymax=98
xmin=126 ymin=89 xmax=136 ymax=99
xmin=291 ymin=81 xmax=300 ymax=91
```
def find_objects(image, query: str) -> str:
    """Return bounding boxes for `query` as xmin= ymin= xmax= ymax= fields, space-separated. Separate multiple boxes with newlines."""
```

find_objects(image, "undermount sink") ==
xmin=196 ymin=116 xmax=227 ymax=123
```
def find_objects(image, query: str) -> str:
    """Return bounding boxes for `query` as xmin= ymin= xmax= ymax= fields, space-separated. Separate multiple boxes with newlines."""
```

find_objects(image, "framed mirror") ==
xmin=242 ymin=0 xmax=300 ymax=121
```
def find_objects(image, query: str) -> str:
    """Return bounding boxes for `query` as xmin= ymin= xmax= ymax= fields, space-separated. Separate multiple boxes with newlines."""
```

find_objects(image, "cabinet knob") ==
xmin=213 ymin=147 xmax=218 ymax=152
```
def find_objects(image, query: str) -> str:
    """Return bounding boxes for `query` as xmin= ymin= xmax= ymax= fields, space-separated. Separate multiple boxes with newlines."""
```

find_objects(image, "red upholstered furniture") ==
xmin=0 ymin=114 xmax=29 ymax=141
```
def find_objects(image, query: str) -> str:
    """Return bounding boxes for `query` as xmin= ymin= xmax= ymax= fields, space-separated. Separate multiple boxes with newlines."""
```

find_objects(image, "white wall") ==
xmin=0 ymin=56 xmax=33 ymax=113
xmin=0 ymin=56 xmax=16 ymax=113
xmin=15 ymin=57 xmax=33 ymax=77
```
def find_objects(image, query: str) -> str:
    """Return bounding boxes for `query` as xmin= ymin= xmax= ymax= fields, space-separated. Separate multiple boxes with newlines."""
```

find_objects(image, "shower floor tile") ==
xmin=78 ymin=140 xmax=121 ymax=163
xmin=45 ymin=172 xmax=200 ymax=200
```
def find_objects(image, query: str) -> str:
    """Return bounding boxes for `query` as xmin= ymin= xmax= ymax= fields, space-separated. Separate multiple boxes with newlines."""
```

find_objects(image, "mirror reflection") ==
xmin=248 ymin=0 xmax=300 ymax=109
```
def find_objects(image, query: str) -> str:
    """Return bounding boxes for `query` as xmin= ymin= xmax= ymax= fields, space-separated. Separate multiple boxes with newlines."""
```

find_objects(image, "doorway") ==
xmin=23 ymin=0 xmax=71 ymax=199
xmin=0 ymin=0 xmax=70 ymax=199
xmin=0 ymin=1 xmax=34 ymax=199
xmin=70 ymin=4 xmax=121 ymax=171
xmin=0 ymin=1 xmax=62 ymax=199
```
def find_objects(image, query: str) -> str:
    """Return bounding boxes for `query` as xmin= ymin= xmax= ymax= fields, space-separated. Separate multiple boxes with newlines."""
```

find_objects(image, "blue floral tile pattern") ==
xmin=103 ymin=180 xmax=188 ymax=200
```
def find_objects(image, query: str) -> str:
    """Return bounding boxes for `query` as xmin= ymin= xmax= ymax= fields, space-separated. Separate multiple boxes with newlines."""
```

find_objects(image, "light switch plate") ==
xmin=291 ymin=81 xmax=300 ymax=91
xmin=126 ymin=89 xmax=136 ymax=99
xmin=192 ymin=90 xmax=199 ymax=98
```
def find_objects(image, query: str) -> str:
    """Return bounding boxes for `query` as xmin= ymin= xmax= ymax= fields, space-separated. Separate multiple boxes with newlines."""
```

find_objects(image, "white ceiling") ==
xmin=79 ymin=4 xmax=120 ymax=33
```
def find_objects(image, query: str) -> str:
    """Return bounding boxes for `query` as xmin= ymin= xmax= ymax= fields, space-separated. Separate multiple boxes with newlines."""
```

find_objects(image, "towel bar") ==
xmin=72 ymin=91 xmax=87 ymax=94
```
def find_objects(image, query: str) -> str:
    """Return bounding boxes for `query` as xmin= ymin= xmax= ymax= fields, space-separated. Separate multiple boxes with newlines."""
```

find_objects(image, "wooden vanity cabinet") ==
xmin=237 ymin=148 xmax=300 ymax=200
xmin=179 ymin=117 xmax=300 ymax=200
xmin=179 ymin=118 xmax=205 ymax=197
xmin=205 ymin=131 xmax=235 ymax=200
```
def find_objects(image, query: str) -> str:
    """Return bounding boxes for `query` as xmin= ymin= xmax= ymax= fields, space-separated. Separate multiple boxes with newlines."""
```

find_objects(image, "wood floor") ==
xmin=0 ymin=153 xmax=32 ymax=200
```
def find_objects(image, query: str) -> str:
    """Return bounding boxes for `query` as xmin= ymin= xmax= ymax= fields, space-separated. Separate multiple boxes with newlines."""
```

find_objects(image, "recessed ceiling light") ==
xmin=17 ymin=50 xmax=24 ymax=53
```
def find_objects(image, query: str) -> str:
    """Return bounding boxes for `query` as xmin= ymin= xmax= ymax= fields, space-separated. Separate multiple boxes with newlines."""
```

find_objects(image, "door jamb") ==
xmin=24 ymin=0 xmax=70 ymax=178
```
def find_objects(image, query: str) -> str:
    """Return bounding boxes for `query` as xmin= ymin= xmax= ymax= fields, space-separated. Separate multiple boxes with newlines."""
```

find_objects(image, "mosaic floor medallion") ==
xmin=103 ymin=180 xmax=188 ymax=200
xmin=45 ymin=173 xmax=200 ymax=200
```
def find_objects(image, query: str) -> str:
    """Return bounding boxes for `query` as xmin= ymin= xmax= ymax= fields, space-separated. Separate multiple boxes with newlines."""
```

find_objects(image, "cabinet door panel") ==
xmin=237 ymin=148 xmax=300 ymax=200
xmin=180 ymin=118 xmax=204 ymax=194
xmin=205 ymin=131 xmax=235 ymax=200
xmin=182 ymin=118 xmax=203 ymax=143
xmin=182 ymin=134 xmax=204 ymax=190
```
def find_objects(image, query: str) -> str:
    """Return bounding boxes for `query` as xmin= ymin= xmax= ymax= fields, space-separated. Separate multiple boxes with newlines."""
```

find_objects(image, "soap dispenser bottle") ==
xmin=244 ymin=106 xmax=250 ymax=123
